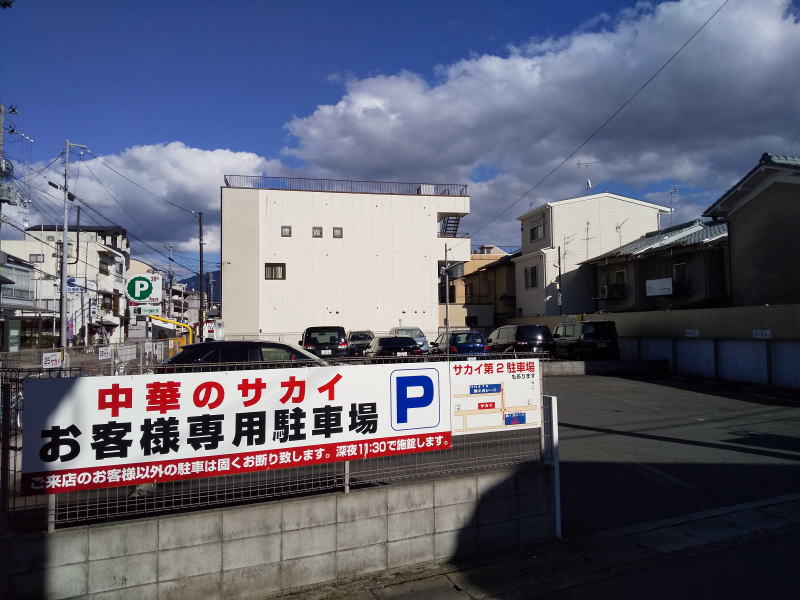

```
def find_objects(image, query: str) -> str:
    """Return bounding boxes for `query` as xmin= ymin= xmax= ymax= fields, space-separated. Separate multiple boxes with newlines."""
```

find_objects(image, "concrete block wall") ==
xmin=2 ymin=465 xmax=556 ymax=599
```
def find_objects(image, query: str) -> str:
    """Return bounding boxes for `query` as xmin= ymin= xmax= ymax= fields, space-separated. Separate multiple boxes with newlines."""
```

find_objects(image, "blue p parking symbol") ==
xmin=390 ymin=369 xmax=440 ymax=431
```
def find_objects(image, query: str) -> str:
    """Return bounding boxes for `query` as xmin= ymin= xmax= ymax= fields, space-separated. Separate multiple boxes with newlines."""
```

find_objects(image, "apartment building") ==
xmin=221 ymin=176 xmax=470 ymax=339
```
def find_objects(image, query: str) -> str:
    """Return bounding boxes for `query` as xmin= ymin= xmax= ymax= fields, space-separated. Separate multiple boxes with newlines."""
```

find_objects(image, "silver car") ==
xmin=389 ymin=327 xmax=429 ymax=353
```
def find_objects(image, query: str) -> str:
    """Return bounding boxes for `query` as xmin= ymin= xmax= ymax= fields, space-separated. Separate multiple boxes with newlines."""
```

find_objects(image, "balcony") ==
xmin=224 ymin=175 xmax=468 ymax=197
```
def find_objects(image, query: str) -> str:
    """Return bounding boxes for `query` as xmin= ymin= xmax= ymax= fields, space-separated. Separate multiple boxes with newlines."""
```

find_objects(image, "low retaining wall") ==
xmin=2 ymin=465 xmax=556 ymax=599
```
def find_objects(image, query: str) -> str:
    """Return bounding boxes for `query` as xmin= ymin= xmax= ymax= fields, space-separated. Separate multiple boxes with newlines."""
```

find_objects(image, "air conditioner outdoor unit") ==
xmin=598 ymin=284 xmax=609 ymax=299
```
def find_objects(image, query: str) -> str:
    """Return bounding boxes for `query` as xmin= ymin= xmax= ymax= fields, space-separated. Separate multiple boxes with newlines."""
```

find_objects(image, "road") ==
xmin=544 ymin=375 xmax=800 ymax=536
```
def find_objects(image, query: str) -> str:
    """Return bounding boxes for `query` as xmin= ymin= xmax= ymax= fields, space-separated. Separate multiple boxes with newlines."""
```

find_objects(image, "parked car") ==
xmin=347 ymin=330 xmax=374 ymax=356
xmin=299 ymin=326 xmax=349 ymax=358
xmin=388 ymin=326 xmax=429 ymax=353
xmin=486 ymin=324 xmax=555 ymax=355
xmin=156 ymin=341 xmax=325 ymax=372
xmin=552 ymin=320 xmax=620 ymax=360
xmin=430 ymin=330 xmax=489 ymax=356
xmin=364 ymin=336 xmax=422 ymax=361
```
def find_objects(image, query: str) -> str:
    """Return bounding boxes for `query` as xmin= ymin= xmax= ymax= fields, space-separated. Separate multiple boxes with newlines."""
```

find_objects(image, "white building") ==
xmin=2 ymin=225 xmax=130 ymax=345
xmin=514 ymin=193 xmax=670 ymax=316
xmin=221 ymin=176 xmax=471 ymax=339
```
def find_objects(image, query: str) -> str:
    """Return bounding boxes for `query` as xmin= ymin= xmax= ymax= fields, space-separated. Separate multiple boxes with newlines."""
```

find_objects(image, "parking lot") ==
xmin=544 ymin=375 xmax=800 ymax=536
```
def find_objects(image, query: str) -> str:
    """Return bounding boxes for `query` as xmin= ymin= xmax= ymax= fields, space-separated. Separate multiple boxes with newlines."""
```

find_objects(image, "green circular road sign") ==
xmin=127 ymin=276 xmax=155 ymax=301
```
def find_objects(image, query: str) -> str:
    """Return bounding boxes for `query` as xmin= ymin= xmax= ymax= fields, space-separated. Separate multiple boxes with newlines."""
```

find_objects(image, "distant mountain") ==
xmin=179 ymin=269 xmax=221 ymax=303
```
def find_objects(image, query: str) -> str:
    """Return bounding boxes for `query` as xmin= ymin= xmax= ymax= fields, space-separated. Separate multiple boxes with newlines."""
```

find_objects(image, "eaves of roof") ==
xmin=703 ymin=153 xmax=800 ymax=217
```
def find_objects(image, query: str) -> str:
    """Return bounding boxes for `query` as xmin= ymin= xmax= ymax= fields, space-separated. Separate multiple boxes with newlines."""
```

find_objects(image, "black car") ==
xmin=156 ymin=341 xmax=325 ymax=372
xmin=553 ymin=320 xmax=620 ymax=360
xmin=299 ymin=326 xmax=349 ymax=358
xmin=347 ymin=330 xmax=375 ymax=356
xmin=486 ymin=324 xmax=555 ymax=355
xmin=364 ymin=336 xmax=422 ymax=361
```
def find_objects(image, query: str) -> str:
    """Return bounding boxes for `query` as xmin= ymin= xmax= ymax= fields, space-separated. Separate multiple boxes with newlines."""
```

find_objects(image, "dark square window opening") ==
xmin=265 ymin=263 xmax=286 ymax=280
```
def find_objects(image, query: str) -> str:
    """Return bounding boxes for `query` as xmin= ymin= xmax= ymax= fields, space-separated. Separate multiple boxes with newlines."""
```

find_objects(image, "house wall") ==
xmin=516 ymin=194 xmax=667 ymax=317
xmin=221 ymin=187 xmax=470 ymax=339
xmin=728 ymin=182 xmax=800 ymax=306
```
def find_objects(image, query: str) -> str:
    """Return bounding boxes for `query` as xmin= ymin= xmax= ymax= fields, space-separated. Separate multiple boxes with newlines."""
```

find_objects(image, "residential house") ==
xmin=703 ymin=153 xmax=800 ymax=306
xmin=514 ymin=192 xmax=671 ymax=317
xmin=0 ymin=251 xmax=54 ymax=350
xmin=584 ymin=219 xmax=729 ymax=312
xmin=460 ymin=250 xmax=520 ymax=328
xmin=221 ymin=176 xmax=470 ymax=339
xmin=2 ymin=225 xmax=130 ymax=345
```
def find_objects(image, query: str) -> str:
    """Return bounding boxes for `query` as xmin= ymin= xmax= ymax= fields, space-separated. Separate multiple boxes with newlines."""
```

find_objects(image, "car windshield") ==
xmin=395 ymin=328 xmax=423 ymax=338
xmin=379 ymin=337 xmax=416 ymax=348
xmin=582 ymin=322 xmax=617 ymax=339
xmin=518 ymin=325 xmax=552 ymax=340
xmin=349 ymin=332 xmax=373 ymax=342
xmin=453 ymin=332 xmax=486 ymax=344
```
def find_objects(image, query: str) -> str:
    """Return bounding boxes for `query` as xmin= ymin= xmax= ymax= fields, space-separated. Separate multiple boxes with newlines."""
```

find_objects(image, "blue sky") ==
xmin=2 ymin=0 xmax=799 ymax=277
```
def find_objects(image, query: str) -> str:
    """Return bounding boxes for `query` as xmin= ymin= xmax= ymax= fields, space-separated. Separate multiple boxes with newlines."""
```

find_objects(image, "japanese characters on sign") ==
xmin=450 ymin=359 xmax=541 ymax=434
xmin=22 ymin=359 xmax=541 ymax=494
xmin=22 ymin=363 xmax=452 ymax=494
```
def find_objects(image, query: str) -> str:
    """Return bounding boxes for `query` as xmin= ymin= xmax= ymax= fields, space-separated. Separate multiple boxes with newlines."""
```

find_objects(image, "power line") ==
xmin=87 ymin=149 xmax=196 ymax=215
xmin=469 ymin=0 xmax=730 ymax=240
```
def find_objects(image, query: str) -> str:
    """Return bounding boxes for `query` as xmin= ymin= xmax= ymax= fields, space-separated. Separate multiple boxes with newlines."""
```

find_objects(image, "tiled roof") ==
xmin=585 ymin=220 xmax=727 ymax=263
xmin=762 ymin=153 xmax=800 ymax=167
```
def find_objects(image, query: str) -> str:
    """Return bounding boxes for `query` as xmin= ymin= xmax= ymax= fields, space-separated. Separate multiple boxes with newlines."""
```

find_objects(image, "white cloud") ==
xmin=282 ymin=0 xmax=800 ymax=245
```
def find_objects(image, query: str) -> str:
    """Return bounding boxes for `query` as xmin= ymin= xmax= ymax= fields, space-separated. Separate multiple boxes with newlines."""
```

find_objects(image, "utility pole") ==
xmin=197 ymin=211 xmax=205 ymax=342
xmin=443 ymin=244 xmax=450 ymax=354
xmin=165 ymin=242 xmax=177 ymax=319
xmin=59 ymin=140 xmax=88 ymax=348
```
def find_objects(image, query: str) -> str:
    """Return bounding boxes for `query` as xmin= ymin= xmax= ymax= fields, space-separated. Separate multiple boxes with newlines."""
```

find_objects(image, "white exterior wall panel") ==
xmin=222 ymin=186 xmax=469 ymax=339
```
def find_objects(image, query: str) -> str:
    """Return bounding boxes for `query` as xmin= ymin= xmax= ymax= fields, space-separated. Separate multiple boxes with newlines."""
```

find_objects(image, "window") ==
xmin=28 ymin=253 xmax=44 ymax=263
xmin=312 ymin=226 xmax=323 ymax=238
xmin=529 ymin=224 xmax=544 ymax=242
xmin=332 ymin=227 xmax=343 ymax=238
xmin=264 ymin=263 xmax=286 ymax=280
xmin=612 ymin=270 xmax=626 ymax=284
xmin=524 ymin=265 xmax=538 ymax=289
xmin=281 ymin=226 xmax=292 ymax=237
xmin=673 ymin=263 xmax=687 ymax=281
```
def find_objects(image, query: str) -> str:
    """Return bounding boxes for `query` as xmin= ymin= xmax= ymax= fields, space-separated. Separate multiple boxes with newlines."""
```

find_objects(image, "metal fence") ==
xmin=1 ymin=354 xmax=545 ymax=532
xmin=223 ymin=175 xmax=469 ymax=197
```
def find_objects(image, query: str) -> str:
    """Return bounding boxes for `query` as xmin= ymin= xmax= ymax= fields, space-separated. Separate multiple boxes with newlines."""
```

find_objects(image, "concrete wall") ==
xmin=2 ymin=466 xmax=556 ymax=599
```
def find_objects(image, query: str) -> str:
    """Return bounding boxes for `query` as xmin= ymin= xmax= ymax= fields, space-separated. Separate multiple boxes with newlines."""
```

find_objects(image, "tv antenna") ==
xmin=669 ymin=186 xmax=678 ymax=227
xmin=582 ymin=220 xmax=595 ymax=260
xmin=615 ymin=217 xmax=629 ymax=247
xmin=577 ymin=160 xmax=600 ymax=193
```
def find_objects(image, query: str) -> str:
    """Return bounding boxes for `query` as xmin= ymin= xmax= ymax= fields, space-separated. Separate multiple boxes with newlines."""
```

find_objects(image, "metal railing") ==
xmin=224 ymin=175 xmax=468 ymax=197
xmin=1 ymin=353 xmax=546 ymax=531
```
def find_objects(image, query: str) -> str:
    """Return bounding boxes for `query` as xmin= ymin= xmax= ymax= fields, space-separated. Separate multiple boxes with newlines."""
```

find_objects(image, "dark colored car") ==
xmin=156 ymin=341 xmax=325 ymax=373
xmin=347 ymin=330 xmax=375 ymax=356
xmin=486 ymin=324 xmax=555 ymax=355
xmin=363 ymin=336 xmax=422 ymax=361
xmin=552 ymin=320 xmax=620 ymax=360
xmin=430 ymin=330 xmax=489 ymax=356
xmin=299 ymin=326 xmax=349 ymax=358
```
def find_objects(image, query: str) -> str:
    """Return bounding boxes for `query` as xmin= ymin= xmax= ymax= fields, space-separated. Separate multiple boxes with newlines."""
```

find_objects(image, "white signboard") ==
xmin=65 ymin=276 xmax=87 ymax=294
xmin=98 ymin=347 xmax=112 ymax=361
xmin=42 ymin=351 xmax=63 ymax=369
xmin=133 ymin=305 xmax=162 ymax=316
xmin=126 ymin=274 xmax=162 ymax=303
xmin=22 ymin=359 xmax=541 ymax=494
xmin=646 ymin=278 xmax=673 ymax=297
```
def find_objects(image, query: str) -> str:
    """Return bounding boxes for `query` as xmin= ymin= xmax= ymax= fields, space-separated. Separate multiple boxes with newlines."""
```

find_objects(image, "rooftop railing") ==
xmin=224 ymin=175 xmax=468 ymax=197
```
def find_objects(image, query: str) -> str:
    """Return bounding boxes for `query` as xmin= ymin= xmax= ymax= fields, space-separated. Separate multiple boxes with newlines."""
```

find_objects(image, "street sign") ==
xmin=126 ymin=274 xmax=162 ymax=303
xmin=66 ymin=276 xmax=86 ymax=293
xmin=133 ymin=305 xmax=162 ymax=316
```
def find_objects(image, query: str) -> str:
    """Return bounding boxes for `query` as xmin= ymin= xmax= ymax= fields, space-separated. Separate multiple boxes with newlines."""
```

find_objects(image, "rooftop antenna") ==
xmin=582 ymin=220 xmax=595 ymax=260
xmin=669 ymin=186 xmax=678 ymax=227
xmin=577 ymin=160 xmax=600 ymax=194
xmin=615 ymin=217 xmax=629 ymax=247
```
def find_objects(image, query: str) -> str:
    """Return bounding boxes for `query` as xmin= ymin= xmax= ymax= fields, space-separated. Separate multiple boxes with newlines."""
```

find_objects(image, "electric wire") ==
xmin=469 ymin=0 xmax=731 ymax=240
